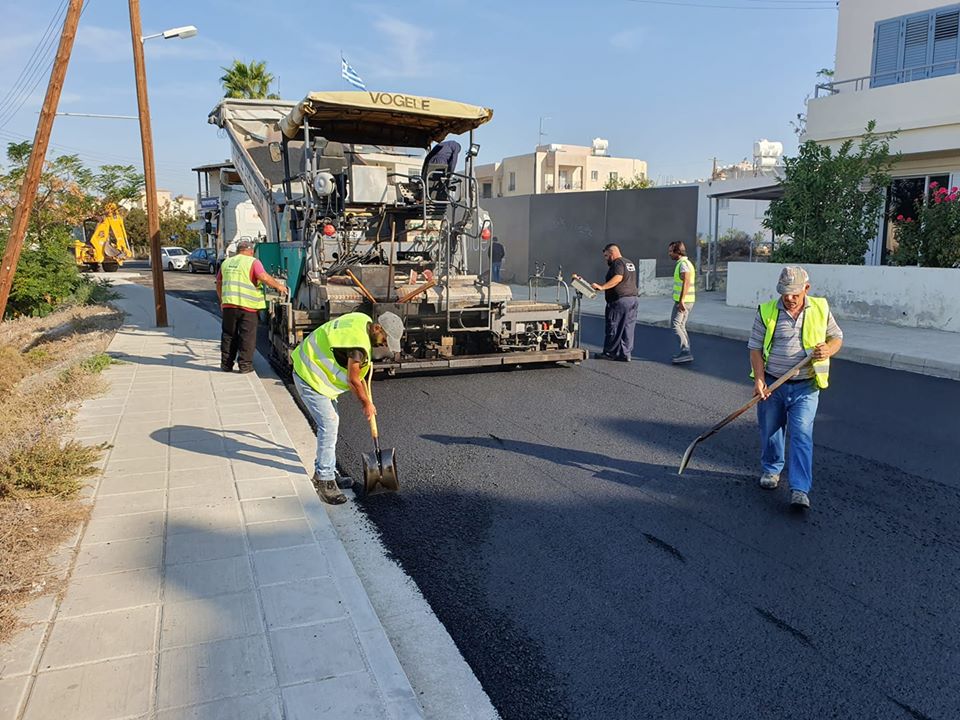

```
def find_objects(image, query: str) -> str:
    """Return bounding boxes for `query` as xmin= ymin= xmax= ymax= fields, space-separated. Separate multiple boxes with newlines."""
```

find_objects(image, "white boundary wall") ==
xmin=727 ymin=262 xmax=960 ymax=333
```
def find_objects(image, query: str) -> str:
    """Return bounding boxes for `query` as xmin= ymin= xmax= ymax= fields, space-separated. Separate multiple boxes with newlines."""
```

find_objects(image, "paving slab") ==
xmin=8 ymin=283 xmax=426 ymax=720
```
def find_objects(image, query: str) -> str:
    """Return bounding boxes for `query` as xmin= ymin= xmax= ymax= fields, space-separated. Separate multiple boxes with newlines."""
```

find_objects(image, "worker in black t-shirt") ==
xmin=491 ymin=237 xmax=505 ymax=282
xmin=575 ymin=243 xmax=638 ymax=362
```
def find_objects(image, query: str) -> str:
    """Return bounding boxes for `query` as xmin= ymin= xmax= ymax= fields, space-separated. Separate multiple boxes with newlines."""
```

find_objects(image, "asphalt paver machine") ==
xmin=209 ymin=91 xmax=586 ymax=374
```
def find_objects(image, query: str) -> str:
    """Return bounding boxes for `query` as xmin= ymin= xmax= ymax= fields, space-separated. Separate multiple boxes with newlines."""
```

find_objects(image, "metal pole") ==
xmin=129 ymin=0 xmax=168 ymax=327
xmin=0 ymin=0 xmax=83 ymax=320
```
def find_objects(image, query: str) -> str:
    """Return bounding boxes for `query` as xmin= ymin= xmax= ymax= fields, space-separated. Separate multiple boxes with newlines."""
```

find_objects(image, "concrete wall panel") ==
xmin=727 ymin=262 xmax=960 ymax=333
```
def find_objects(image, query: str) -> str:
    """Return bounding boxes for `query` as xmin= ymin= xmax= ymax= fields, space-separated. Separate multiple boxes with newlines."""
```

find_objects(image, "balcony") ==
xmin=805 ymin=67 xmax=960 ymax=157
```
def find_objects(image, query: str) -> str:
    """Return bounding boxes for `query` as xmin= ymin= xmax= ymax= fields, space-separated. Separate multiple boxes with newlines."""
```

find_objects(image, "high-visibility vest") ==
xmin=753 ymin=296 xmax=831 ymax=389
xmin=673 ymin=257 xmax=696 ymax=303
xmin=220 ymin=254 xmax=265 ymax=310
xmin=292 ymin=312 xmax=373 ymax=399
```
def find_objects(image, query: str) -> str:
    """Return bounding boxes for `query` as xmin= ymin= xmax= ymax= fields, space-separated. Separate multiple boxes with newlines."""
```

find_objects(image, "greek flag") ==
xmin=341 ymin=55 xmax=366 ymax=91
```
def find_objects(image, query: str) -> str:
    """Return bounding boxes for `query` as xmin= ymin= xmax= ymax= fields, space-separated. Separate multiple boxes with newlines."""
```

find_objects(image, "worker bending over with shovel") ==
xmin=291 ymin=312 xmax=401 ymax=504
xmin=748 ymin=266 xmax=843 ymax=510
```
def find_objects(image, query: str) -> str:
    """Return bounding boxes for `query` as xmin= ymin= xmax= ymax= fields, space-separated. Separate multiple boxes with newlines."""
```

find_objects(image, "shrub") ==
xmin=889 ymin=183 xmax=960 ymax=268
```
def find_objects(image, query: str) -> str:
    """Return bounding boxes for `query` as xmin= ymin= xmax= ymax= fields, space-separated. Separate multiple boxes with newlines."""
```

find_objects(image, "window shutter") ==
xmin=872 ymin=19 xmax=903 ymax=87
xmin=902 ymin=13 xmax=933 ymax=81
xmin=932 ymin=8 xmax=960 ymax=77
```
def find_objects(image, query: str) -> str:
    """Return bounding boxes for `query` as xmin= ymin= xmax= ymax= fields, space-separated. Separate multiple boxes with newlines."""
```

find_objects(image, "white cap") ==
xmin=377 ymin=312 xmax=404 ymax=353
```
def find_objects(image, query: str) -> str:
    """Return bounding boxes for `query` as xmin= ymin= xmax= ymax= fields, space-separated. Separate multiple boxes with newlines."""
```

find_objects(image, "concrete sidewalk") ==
xmin=510 ymin=284 xmax=960 ymax=380
xmin=1 ymin=284 xmax=424 ymax=719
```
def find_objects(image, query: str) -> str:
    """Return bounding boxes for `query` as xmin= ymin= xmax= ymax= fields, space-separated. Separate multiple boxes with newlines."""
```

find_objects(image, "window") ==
xmin=482 ymin=182 xmax=492 ymax=199
xmin=718 ymin=198 xmax=730 ymax=210
xmin=590 ymin=170 xmax=599 ymax=181
xmin=609 ymin=171 xmax=618 ymax=181
xmin=508 ymin=172 xmax=516 ymax=191
xmin=872 ymin=5 xmax=960 ymax=87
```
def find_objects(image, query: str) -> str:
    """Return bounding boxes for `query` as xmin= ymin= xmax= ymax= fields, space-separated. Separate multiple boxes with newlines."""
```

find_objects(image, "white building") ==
xmin=805 ymin=0 xmax=960 ymax=264
xmin=475 ymin=139 xmax=648 ymax=198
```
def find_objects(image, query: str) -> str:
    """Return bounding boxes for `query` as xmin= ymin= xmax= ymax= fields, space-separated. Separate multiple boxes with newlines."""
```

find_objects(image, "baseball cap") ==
xmin=377 ymin=311 xmax=404 ymax=353
xmin=236 ymin=238 xmax=256 ymax=250
xmin=776 ymin=266 xmax=809 ymax=295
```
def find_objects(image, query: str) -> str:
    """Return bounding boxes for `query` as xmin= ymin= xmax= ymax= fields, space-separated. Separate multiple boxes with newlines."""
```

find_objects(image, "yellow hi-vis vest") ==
xmin=292 ymin=313 xmax=373 ymax=399
xmin=220 ymin=254 xmax=266 ymax=310
xmin=752 ymin=296 xmax=831 ymax=389
xmin=672 ymin=257 xmax=696 ymax=303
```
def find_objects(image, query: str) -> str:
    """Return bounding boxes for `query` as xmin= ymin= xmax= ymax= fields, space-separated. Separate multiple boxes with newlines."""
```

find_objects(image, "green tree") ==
xmin=94 ymin=165 xmax=144 ymax=208
xmin=219 ymin=60 xmax=279 ymax=99
xmin=604 ymin=174 xmax=654 ymax=191
xmin=0 ymin=142 xmax=144 ymax=317
xmin=764 ymin=121 xmax=898 ymax=265
xmin=124 ymin=203 xmax=200 ymax=254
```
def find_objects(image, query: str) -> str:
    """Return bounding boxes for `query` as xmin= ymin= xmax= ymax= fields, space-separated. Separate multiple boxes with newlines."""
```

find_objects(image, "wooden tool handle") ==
xmin=368 ymin=414 xmax=379 ymax=440
xmin=346 ymin=269 xmax=378 ymax=305
xmin=398 ymin=278 xmax=437 ymax=303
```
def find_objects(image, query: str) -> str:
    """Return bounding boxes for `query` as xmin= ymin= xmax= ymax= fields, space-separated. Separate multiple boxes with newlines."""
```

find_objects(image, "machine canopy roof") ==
xmin=279 ymin=91 xmax=493 ymax=147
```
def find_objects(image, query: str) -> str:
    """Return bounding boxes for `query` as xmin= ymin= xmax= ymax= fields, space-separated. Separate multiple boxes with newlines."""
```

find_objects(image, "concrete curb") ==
xmin=580 ymin=308 xmax=960 ymax=381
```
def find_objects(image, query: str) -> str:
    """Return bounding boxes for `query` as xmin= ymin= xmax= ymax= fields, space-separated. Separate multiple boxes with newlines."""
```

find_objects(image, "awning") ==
xmin=707 ymin=183 xmax=784 ymax=201
xmin=279 ymin=91 xmax=494 ymax=147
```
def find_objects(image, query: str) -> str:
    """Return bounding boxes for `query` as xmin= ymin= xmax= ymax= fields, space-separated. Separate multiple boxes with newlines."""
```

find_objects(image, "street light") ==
xmin=141 ymin=25 xmax=198 ymax=42
xmin=128 ymin=4 xmax=198 ymax=327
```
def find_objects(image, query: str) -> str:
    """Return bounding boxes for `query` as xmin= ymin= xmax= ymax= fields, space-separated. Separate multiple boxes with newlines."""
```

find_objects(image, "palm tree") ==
xmin=219 ymin=60 xmax=279 ymax=99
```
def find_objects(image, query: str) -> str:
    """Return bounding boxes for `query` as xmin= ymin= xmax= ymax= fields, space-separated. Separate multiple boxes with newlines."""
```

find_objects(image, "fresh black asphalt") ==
xmin=151 ymin=269 xmax=960 ymax=720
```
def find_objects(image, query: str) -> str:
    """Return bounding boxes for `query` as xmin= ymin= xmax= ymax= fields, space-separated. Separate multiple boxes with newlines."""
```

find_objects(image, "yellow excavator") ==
xmin=74 ymin=204 xmax=133 ymax=272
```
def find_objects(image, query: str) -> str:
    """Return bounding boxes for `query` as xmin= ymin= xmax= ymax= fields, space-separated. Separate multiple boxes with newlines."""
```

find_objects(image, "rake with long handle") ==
xmin=677 ymin=354 xmax=813 ymax=475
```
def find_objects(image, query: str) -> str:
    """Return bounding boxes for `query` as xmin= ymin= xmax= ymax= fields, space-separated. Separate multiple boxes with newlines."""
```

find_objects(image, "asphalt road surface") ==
xmin=138 ymin=266 xmax=960 ymax=720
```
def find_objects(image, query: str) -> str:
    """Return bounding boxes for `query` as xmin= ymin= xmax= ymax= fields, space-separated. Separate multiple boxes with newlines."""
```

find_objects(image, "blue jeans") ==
xmin=492 ymin=262 xmax=502 ymax=282
xmin=757 ymin=378 xmax=820 ymax=493
xmin=603 ymin=296 xmax=638 ymax=359
xmin=294 ymin=374 xmax=340 ymax=481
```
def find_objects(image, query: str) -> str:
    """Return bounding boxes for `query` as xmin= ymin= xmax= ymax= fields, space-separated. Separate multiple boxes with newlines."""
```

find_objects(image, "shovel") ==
xmin=678 ymin=354 xmax=812 ymax=475
xmin=357 ymin=373 xmax=400 ymax=497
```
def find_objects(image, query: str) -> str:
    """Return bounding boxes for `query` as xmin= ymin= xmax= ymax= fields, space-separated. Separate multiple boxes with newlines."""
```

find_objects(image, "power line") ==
xmin=0 ymin=1 xmax=93 ymax=129
xmin=0 ymin=0 xmax=69 ymax=120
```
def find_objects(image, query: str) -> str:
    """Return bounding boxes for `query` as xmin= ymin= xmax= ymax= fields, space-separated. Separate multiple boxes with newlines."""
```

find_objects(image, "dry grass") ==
xmin=0 ymin=498 xmax=88 ymax=643
xmin=0 ymin=303 xmax=123 ymax=643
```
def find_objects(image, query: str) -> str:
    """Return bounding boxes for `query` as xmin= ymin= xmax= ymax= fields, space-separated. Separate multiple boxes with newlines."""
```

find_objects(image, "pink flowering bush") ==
xmin=890 ymin=182 xmax=960 ymax=267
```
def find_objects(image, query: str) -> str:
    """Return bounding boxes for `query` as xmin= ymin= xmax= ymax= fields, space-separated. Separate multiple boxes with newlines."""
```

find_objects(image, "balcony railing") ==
xmin=815 ymin=59 xmax=960 ymax=97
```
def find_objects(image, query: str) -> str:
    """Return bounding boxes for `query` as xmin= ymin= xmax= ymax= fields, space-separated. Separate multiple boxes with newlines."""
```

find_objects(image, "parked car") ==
xmin=187 ymin=247 xmax=218 ymax=274
xmin=158 ymin=246 xmax=188 ymax=271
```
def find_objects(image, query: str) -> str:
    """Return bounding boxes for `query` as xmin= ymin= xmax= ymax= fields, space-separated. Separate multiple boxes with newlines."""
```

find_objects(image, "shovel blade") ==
xmin=359 ymin=448 xmax=400 ymax=497
xmin=678 ymin=437 xmax=700 ymax=476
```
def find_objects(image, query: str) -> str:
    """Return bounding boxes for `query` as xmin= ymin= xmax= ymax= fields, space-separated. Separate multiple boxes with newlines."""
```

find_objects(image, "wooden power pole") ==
xmin=128 ymin=0 xmax=168 ymax=326
xmin=0 ymin=0 xmax=84 ymax=320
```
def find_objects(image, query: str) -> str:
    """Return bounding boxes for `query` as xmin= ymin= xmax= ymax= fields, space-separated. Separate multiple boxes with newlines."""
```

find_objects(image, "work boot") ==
xmin=790 ymin=490 xmax=810 ymax=509
xmin=759 ymin=472 xmax=780 ymax=489
xmin=312 ymin=473 xmax=347 ymax=505
xmin=672 ymin=350 xmax=693 ymax=364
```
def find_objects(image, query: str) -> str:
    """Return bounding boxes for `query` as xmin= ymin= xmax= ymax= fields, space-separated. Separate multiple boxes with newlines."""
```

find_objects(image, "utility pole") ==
xmin=0 ymin=0 xmax=84 ymax=320
xmin=128 ymin=0 xmax=168 ymax=327
xmin=534 ymin=116 xmax=549 ymax=195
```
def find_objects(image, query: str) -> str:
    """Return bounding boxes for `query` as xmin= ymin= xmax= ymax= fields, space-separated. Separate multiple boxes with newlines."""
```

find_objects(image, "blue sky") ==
xmin=0 ymin=0 xmax=838 ymax=196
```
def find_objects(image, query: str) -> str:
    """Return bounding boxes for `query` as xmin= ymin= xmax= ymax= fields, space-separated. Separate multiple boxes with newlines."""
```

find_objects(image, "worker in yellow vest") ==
xmin=216 ymin=239 xmax=287 ymax=373
xmin=668 ymin=241 xmax=696 ymax=364
xmin=747 ymin=266 xmax=843 ymax=510
xmin=291 ymin=312 xmax=403 ymax=504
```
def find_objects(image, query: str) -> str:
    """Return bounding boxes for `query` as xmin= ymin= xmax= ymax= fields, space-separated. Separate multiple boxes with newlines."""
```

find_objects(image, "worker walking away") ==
xmin=217 ymin=238 xmax=287 ymax=373
xmin=748 ymin=266 xmax=843 ymax=510
xmin=291 ymin=312 xmax=402 ymax=505
xmin=491 ymin=236 xmax=505 ymax=282
xmin=668 ymin=241 xmax=696 ymax=364
xmin=575 ymin=243 xmax=638 ymax=362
